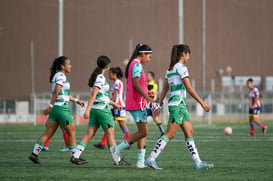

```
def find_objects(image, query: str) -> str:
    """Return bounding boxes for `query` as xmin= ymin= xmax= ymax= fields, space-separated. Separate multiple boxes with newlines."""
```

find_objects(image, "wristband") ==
xmin=75 ymin=98 xmax=78 ymax=102
xmin=49 ymin=104 xmax=53 ymax=108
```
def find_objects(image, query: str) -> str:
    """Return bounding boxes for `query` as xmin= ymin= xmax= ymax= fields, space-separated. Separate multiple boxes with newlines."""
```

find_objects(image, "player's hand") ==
xmin=43 ymin=107 xmax=52 ymax=115
xmin=201 ymin=102 xmax=210 ymax=112
xmin=83 ymin=111 xmax=89 ymax=119
xmin=152 ymin=107 xmax=161 ymax=117
xmin=77 ymin=100 xmax=85 ymax=107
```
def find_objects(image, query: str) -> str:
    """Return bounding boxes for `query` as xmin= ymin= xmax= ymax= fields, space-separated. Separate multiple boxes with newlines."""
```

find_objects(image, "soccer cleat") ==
xmin=194 ymin=161 xmax=214 ymax=170
xmin=136 ymin=161 xmax=147 ymax=168
xmin=144 ymin=160 xmax=162 ymax=170
xmin=59 ymin=147 xmax=69 ymax=152
xmin=42 ymin=146 xmax=49 ymax=152
xmin=28 ymin=154 xmax=41 ymax=164
xmin=248 ymin=133 xmax=255 ymax=136
xmin=93 ymin=143 xmax=105 ymax=149
xmin=263 ymin=126 xmax=267 ymax=135
xmin=70 ymin=157 xmax=88 ymax=165
xmin=114 ymin=158 xmax=131 ymax=166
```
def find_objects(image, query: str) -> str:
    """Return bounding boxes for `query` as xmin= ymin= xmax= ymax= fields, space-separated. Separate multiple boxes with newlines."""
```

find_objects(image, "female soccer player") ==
xmin=71 ymin=56 xmax=130 ymax=166
xmin=145 ymin=44 xmax=214 ymax=170
xmin=247 ymin=78 xmax=267 ymax=136
xmin=93 ymin=67 xmax=130 ymax=149
xmin=28 ymin=56 xmax=86 ymax=165
xmin=113 ymin=44 xmax=158 ymax=168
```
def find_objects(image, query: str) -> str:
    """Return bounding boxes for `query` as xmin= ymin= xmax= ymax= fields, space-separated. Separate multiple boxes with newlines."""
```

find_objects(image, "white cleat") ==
xmin=136 ymin=161 xmax=147 ymax=168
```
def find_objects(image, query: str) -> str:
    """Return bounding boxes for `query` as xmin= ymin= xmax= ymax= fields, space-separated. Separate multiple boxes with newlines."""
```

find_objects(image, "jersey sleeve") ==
xmin=114 ymin=80 xmax=121 ymax=91
xmin=93 ymin=74 xmax=104 ymax=89
xmin=254 ymin=88 xmax=259 ymax=97
xmin=55 ymin=72 xmax=66 ymax=86
xmin=177 ymin=64 xmax=189 ymax=80
xmin=132 ymin=63 xmax=143 ymax=78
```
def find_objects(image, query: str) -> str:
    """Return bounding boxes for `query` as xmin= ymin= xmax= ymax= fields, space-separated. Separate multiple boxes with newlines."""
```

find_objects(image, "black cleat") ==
xmin=70 ymin=157 xmax=88 ymax=165
xmin=114 ymin=158 xmax=131 ymax=166
xmin=28 ymin=153 xmax=41 ymax=164
xmin=93 ymin=143 xmax=105 ymax=149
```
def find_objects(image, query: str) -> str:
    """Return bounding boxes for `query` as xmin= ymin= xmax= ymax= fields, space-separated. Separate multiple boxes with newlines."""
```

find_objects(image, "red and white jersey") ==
xmin=248 ymin=87 xmax=260 ymax=108
xmin=111 ymin=79 xmax=125 ymax=107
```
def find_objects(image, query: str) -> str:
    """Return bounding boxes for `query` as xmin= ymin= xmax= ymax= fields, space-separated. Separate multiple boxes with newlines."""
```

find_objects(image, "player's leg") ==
xmin=252 ymin=108 xmax=267 ymax=134
xmin=135 ymin=124 xmax=148 ymax=168
xmin=116 ymin=110 xmax=148 ymax=152
xmin=59 ymin=126 xmax=69 ymax=152
xmin=73 ymin=126 xmax=98 ymax=159
xmin=93 ymin=133 xmax=107 ymax=149
xmin=181 ymin=120 xmax=214 ymax=170
xmin=145 ymin=120 xmax=179 ymax=170
xmin=42 ymin=122 xmax=51 ymax=151
xmin=248 ymin=116 xmax=255 ymax=136
xmin=29 ymin=120 xmax=59 ymax=164
xmin=118 ymin=119 xmax=130 ymax=140
xmin=152 ymin=114 xmax=165 ymax=135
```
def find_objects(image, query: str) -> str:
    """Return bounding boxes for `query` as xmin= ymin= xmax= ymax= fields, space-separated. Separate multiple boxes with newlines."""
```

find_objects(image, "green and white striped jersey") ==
xmin=51 ymin=71 xmax=70 ymax=107
xmin=165 ymin=62 xmax=189 ymax=106
xmin=91 ymin=74 xmax=110 ymax=109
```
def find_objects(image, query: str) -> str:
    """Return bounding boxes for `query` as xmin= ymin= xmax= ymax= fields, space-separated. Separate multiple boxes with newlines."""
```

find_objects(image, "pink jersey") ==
xmin=111 ymin=79 xmax=125 ymax=107
xmin=126 ymin=59 xmax=148 ymax=110
xmin=249 ymin=87 xmax=260 ymax=108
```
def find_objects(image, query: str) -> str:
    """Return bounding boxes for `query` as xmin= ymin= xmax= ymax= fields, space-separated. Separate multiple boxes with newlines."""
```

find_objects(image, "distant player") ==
xmin=93 ymin=67 xmax=130 ymax=149
xmin=247 ymin=78 xmax=267 ymax=136
xmin=145 ymin=44 xmax=214 ymax=170
xmin=147 ymin=71 xmax=165 ymax=135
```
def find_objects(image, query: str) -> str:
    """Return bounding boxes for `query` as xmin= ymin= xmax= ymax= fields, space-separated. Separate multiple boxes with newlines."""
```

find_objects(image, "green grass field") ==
xmin=0 ymin=121 xmax=272 ymax=181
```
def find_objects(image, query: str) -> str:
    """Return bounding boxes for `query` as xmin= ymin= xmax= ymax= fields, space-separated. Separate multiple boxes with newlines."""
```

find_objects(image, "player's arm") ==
xmin=69 ymin=95 xmax=85 ymax=107
xmin=152 ymin=79 xmax=169 ymax=117
xmin=133 ymin=77 xmax=154 ymax=103
xmin=43 ymin=84 xmax=61 ymax=115
xmin=111 ymin=90 xmax=118 ymax=102
xmin=183 ymin=77 xmax=210 ymax=112
xmin=158 ymin=79 xmax=169 ymax=106
xmin=83 ymin=87 xmax=99 ymax=119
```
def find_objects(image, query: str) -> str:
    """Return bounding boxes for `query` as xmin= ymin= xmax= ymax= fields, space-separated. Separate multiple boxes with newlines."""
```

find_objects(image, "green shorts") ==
xmin=48 ymin=106 xmax=74 ymax=126
xmin=129 ymin=109 xmax=148 ymax=123
xmin=168 ymin=103 xmax=190 ymax=124
xmin=89 ymin=108 xmax=115 ymax=130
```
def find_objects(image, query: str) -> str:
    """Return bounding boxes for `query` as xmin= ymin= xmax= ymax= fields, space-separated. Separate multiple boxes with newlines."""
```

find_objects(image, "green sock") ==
xmin=137 ymin=149 xmax=146 ymax=162
xmin=117 ymin=140 xmax=129 ymax=152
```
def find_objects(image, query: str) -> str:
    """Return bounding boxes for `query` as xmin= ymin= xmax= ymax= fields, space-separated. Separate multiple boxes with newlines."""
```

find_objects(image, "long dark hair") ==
xmin=168 ymin=44 xmax=191 ymax=70
xmin=110 ymin=67 xmax=123 ymax=79
xmin=125 ymin=43 xmax=152 ymax=78
xmin=88 ymin=56 xmax=111 ymax=87
xmin=49 ymin=56 xmax=68 ymax=83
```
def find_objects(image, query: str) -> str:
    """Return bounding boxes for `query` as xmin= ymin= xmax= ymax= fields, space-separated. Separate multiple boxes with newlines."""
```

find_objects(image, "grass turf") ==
xmin=0 ymin=121 xmax=272 ymax=181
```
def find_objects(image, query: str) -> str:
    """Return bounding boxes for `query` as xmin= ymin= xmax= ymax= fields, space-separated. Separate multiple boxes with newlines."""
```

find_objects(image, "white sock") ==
xmin=185 ymin=139 xmax=202 ymax=165
xmin=110 ymin=146 xmax=121 ymax=162
xmin=148 ymin=136 xmax=169 ymax=162
xmin=72 ymin=144 xmax=85 ymax=158
xmin=32 ymin=143 xmax=43 ymax=155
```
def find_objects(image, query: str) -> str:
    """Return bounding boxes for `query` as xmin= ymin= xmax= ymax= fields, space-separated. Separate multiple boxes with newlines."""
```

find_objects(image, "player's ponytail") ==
xmin=125 ymin=43 xmax=152 ymax=78
xmin=88 ymin=56 xmax=111 ymax=87
xmin=49 ymin=56 xmax=68 ymax=83
xmin=169 ymin=44 xmax=191 ymax=71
